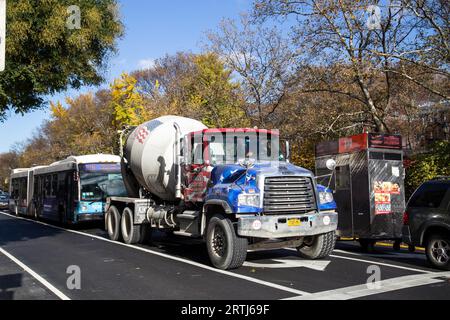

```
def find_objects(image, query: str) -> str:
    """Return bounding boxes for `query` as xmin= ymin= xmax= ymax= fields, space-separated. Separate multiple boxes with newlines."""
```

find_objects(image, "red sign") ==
xmin=369 ymin=134 xmax=402 ymax=150
xmin=338 ymin=133 xmax=368 ymax=154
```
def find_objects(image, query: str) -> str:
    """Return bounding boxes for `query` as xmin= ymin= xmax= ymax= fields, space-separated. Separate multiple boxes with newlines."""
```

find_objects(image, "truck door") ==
xmin=182 ymin=136 xmax=211 ymax=203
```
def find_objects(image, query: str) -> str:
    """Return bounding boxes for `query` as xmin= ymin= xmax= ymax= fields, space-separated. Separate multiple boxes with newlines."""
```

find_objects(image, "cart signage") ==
xmin=369 ymin=134 xmax=402 ymax=150
xmin=373 ymin=181 xmax=402 ymax=215
xmin=339 ymin=133 xmax=367 ymax=154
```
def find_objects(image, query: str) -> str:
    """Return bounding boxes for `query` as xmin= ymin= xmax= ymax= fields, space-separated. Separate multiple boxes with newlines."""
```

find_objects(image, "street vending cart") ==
xmin=315 ymin=133 xmax=406 ymax=251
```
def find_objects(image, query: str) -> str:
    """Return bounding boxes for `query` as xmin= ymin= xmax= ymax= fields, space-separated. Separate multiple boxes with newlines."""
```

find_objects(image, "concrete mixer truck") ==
xmin=105 ymin=116 xmax=338 ymax=270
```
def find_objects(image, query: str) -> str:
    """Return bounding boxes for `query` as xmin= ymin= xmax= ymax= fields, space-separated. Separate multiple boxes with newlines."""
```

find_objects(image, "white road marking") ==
xmin=334 ymin=249 xmax=423 ymax=259
xmin=244 ymin=259 xmax=331 ymax=271
xmin=0 ymin=211 xmax=310 ymax=297
xmin=285 ymin=248 xmax=432 ymax=274
xmin=285 ymin=272 xmax=450 ymax=300
xmin=0 ymin=247 xmax=71 ymax=300
xmin=330 ymin=254 xmax=433 ymax=274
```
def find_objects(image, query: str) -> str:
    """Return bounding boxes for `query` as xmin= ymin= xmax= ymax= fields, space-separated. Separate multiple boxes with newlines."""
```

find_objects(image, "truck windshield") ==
xmin=206 ymin=133 xmax=281 ymax=165
xmin=79 ymin=163 xmax=127 ymax=201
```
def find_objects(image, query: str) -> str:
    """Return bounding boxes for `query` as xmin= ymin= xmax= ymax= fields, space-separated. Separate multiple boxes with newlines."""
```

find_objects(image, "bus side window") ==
xmin=45 ymin=175 xmax=51 ymax=198
xmin=51 ymin=174 xmax=58 ymax=197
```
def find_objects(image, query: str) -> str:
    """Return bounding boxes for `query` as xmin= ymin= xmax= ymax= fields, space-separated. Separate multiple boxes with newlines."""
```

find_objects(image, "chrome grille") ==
xmin=263 ymin=176 xmax=317 ymax=214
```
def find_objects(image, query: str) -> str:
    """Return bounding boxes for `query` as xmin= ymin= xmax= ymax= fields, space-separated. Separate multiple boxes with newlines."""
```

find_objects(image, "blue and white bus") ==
xmin=9 ymin=154 xmax=127 ymax=224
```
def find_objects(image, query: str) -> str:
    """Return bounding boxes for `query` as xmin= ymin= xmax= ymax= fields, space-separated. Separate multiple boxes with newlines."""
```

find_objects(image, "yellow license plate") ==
xmin=287 ymin=219 xmax=301 ymax=227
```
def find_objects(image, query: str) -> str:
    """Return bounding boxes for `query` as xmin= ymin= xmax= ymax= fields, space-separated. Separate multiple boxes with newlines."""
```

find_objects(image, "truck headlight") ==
xmin=319 ymin=192 xmax=334 ymax=204
xmin=238 ymin=193 xmax=260 ymax=207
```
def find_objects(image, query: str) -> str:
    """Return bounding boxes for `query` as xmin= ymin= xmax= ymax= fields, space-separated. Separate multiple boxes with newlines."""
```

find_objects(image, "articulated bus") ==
xmin=9 ymin=168 xmax=34 ymax=216
xmin=9 ymin=154 xmax=127 ymax=224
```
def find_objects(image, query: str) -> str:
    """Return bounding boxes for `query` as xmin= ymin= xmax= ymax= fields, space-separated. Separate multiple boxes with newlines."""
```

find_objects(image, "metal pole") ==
xmin=0 ymin=0 xmax=5 ymax=72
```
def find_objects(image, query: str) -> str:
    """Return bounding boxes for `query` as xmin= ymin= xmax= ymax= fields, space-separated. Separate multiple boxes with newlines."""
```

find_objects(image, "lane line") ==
xmin=0 ymin=247 xmax=71 ymax=300
xmin=284 ymin=271 xmax=450 ymax=300
xmin=329 ymin=255 xmax=433 ymax=274
xmin=334 ymin=249 xmax=425 ymax=259
xmin=0 ymin=211 xmax=310 ymax=297
xmin=285 ymin=248 xmax=432 ymax=274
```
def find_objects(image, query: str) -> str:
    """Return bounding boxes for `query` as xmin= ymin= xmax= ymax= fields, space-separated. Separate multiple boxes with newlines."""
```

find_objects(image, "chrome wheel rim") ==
xmin=431 ymin=239 xmax=450 ymax=264
xmin=211 ymin=225 xmax=226 ymax=258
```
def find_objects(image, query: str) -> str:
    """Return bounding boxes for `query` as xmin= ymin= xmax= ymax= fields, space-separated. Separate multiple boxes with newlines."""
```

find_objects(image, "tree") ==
xmin=132 ymin=52 xmax=249 ymax=128
xmin=110 ymin=73 xmax=152 ymax=130
xmin=0 ymin=0 xmax=123 ymax=121
xmin=406 ymin=141 xmax=450 ymax=197
xmin=253 ymin=0 xmax=449 ymax=133
xmin=0 ymin=151 xmax=20 ymax=191
xmin=207 ymin=15 xmax=298 ymax=128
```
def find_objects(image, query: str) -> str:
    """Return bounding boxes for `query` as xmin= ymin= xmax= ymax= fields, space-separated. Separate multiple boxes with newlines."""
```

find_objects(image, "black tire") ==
xmin=106 ymin=206 xmax=121 ymax=241
xmin=425 ymin=233 xmax=450 ymax=271
xmin=121 ymin=207 xmax=141 ymax=244
xmin=359 ymin=239 xmax=376 ymax=253
xmin=206 ymin=215 xmax=248 ymax=270
xmin=297 ymin=231 xmax=336 ymax=259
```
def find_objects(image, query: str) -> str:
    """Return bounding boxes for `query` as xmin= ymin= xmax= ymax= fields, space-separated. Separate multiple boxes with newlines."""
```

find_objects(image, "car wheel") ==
xmin=426 ymin=233 xmax=450 ymax=271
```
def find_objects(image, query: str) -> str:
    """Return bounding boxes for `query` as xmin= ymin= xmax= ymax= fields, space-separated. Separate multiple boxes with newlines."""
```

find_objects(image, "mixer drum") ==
xmin=123 ymin=116 xmax=207 ymax=202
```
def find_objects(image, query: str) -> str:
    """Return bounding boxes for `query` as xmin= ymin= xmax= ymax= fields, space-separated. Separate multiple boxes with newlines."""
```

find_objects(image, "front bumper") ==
xmin=237 ymin=211 xmax=338 ymax=239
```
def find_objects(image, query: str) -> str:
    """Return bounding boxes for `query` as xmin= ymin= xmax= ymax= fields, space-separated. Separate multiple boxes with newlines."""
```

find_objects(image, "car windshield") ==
xmin=205 ymin=133 xmax=282 ymax=165
xmin=79 ymin=163 xmax=127 ymax=201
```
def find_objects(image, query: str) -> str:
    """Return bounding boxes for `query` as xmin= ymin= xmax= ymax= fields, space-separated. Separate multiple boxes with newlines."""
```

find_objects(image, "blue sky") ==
xmin=0 ymin=0 xmax=252 ymax=152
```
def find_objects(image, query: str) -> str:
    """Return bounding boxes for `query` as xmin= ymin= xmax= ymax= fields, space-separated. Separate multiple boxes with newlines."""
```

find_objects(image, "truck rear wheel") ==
xmin=206 ymin=215 xmax=248 ymax=270
xmin=106 ymin=206 xmax=121 ymax=241
xmin=121 ymin=207 xmax=141 ymax=244
xmin=297 ymin=231 xmax=336 ymax=259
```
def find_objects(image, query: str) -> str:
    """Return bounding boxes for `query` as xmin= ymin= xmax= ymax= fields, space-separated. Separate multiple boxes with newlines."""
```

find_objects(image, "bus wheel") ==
xmin=121 ymin=207 xmax=141 ymax=244
xmin=106 ymin=206 xmax=121 ymax=241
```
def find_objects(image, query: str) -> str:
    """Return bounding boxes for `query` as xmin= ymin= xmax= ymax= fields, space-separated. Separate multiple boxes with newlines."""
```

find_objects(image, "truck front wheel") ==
xmin=206 ymin=215 xmax=248 ymax=270
xmin=297 ymin=232 xmax=336 ymax=259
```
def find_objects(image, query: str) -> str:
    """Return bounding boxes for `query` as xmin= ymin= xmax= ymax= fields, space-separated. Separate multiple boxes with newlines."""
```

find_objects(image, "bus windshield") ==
xmin=79 ymin=163 xmax=127 ymax=201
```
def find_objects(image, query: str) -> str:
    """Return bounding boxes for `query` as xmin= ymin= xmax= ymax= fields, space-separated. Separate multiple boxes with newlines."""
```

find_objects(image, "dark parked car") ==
xmin=0 ymin=193 xmax=9 ymax=210
xmin=403 ymin=177 xmax=450 ymax=270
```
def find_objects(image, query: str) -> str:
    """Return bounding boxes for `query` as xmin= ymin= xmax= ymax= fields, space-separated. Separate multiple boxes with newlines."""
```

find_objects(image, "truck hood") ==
xmin=211 ymin=161 xmax=314 ymax=186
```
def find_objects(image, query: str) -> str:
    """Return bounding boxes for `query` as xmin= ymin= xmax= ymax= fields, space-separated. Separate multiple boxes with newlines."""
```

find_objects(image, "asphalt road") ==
xmin=1 ymin=211 xmax=449 ymax=300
